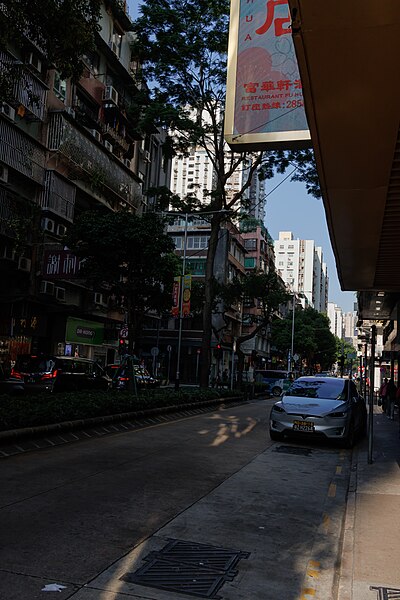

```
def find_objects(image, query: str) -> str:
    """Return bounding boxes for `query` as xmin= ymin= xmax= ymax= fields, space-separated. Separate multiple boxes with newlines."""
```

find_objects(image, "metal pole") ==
xmin=368 ymin=325 xmax=376 ymax=464
xmin=290 ymin=292 xmax=295 ymax=372
xmin=175 ymin=213 xmax=188 ymax=390
xmin=231 ymin=339 xmax=236 ymax=390
xmin=364 ymin=342 xmax=368 ymax=400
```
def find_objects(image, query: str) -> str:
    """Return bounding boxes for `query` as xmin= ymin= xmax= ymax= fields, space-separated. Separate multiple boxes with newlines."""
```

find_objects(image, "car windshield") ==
xmin=15 ymin=356 xmax=56 ymax=373
xmin=286 ymin=379 xmax=347 ymax=400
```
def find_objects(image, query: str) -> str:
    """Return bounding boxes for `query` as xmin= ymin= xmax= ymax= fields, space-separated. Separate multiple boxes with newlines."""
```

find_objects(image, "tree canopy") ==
xmin=271 ymin=307 xmax=337 ymax=371
xmin=65 ymin=210 xmax=180 ymax=352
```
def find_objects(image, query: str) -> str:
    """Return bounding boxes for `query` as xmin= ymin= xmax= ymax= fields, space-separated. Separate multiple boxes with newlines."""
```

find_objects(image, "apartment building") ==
xmin=0 ymin=0 xmax=164 ymax=366
xmin=327 ymin=302 xmax=344 ymax=339
xmin=274 ymin=231 xmax=328 ymax=312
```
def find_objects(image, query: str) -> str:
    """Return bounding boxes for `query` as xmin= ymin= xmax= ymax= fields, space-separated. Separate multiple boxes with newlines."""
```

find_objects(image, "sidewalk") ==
xmin=338 ymin=407 xmax=400 ymax=600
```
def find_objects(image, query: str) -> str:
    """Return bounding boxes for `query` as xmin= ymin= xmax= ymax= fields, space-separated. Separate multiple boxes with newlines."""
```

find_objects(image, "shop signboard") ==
xmin=224 ymin=0 xmax=311 ymax=151
xmin=65 ymin=317 xmax=104 ymax=346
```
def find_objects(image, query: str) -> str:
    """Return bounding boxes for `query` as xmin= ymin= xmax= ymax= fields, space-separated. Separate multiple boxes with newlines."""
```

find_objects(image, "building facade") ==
xmin=274 ymin=231 xmax=328 ymax=312
xmin=0 ymin=0 xmax=164 ymax=366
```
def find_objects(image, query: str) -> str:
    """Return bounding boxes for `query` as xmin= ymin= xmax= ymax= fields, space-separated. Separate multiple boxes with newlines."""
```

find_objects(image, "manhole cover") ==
xmin=274 ymin=445 xmax=313 ymax=456
xmin=370 ymin=587 xmax=400 ymax=599
xmin=121 ymin=539 xmax=250 ymax=598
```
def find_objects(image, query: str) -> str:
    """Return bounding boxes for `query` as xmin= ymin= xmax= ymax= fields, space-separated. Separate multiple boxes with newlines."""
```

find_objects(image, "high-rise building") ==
xmin=274 ymin=232 xmax=328 ymax=312
xmin=0 ymin=0 xmax=163 ymax=365
xmin=327 ymin=302 xmax=344 ymax=338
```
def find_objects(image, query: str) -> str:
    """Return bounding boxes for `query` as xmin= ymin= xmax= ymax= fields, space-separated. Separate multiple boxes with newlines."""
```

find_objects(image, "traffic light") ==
xmin=119 ymin=339 xmax=128 ymax=355
xmin=214 ymin=344 xmax=223 ymax=360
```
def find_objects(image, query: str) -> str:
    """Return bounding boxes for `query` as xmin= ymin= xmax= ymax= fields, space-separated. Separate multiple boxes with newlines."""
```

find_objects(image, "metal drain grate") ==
xmin=121 ymin=539 xmax=250 ymax=598
xmin=370 ymin=587 xmax=400 ymax=599
xmin=274 ymin=445 xmax=314 ymax=456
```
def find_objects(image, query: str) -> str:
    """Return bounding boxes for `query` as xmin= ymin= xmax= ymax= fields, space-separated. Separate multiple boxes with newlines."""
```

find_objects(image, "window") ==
xmin=244 ymin=238 xmax=257 ymax=251
xmin=187 ymin=235 xmax=209 ymax=249
xmin=171 ymin=236 xmax=182 ymax=249
xmin=53 ymin=72 xmax=67 ymax=102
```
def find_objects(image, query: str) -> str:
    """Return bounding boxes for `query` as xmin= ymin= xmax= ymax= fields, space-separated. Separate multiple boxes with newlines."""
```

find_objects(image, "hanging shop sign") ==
xmin=224 ymin=0 xmax=311 ymax=151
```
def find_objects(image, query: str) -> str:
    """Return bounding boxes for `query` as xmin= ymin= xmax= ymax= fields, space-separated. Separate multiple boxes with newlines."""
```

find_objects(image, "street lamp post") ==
xmin=290 ymin=291 xmax=295 ymax=372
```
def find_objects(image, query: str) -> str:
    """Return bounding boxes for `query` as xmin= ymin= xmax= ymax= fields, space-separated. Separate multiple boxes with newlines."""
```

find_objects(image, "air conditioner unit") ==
xmin=65 ymin=107 xmax=76 ymax=118
xmin=0 ymin=103 xmax=15 ymax=122
xmin=104 ymin=140 xmax=113 ymax=152
xmin=41 ymin=217 xmax=55 ymax=233
xmin=56 ymin=224 xmax=67 ymax=237
xmin=123 ymin=158 xmax=131 ymax=168
xmin=89 ymin=129 xmax=102 ymax=142
xmin=103 ymin=86 xmax=119 ymax=104
xmin=94 ymin=292 xmax=107 ymax=306
xmin=28 ymin=52 xmax=42 ymax=72
xmin=108 ymin=40 xmax=118 ymax=55
xmin=143 ymin=150 xmax=151 ymax=162
xmin=0 ymin=164 xmax=8 ymax=183
xmin=2 ymin=246 xmax=15 ymax=261
xmin=55 ymin=287 xmax=66 ymax=301
xmin=18 ymin=257 xmax=31 ymax=272
xmin=40 ymin=281 xmax=55 ymax=295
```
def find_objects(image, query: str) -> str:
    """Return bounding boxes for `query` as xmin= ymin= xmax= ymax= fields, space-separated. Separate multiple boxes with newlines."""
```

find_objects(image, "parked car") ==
xmin=269 ymin=376 xmax=367 ymax=447
xmin=11 ymin=355 xmax=109 ymax=394
xmin=106 ymin=363 xmax=159 ymax=390
xmin=0 ymin=363 xmax=25 ymax=395
xmin=254 ymin=369 xmax=296 ymax=396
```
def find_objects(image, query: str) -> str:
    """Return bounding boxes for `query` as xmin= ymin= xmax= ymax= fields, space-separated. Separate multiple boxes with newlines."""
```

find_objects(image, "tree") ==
xmin=335 ymin=337 xmax=358 ymax=374
xmin=132 ymin=0 xmax=321 ymax=386
xmin=271 ymin=307 xmax=336 ymax=372
xmin=65 ymin=210 xmax=180 ymax=354
xmin=0 ymin=0 xmax=101 ymax=103
xmin=219 ymin=269 xmax=289 ymax=382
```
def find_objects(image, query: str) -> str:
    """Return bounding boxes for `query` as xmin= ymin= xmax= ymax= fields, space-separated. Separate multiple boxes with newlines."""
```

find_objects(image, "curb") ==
xmin=0 ymin=395 xmax=248 ymax=443
xmin=336 ymin=446 xmax=358 ymax=600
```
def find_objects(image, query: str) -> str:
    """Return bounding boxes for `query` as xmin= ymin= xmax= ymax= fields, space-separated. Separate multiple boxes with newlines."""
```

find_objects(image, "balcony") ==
xmin=0 ymin=51 xmax=47 ymax=121
xmin=38 ymin=171 xmax=76 ymax=222
xmin=0 ymin=118 xmax=45 ymax=183
xmin=0 ymin=188 xmax=34 ymax=239
xmin=47 ymin=112 xmax=142 ymax=207
xmin=102 ymin=124 xmax=129 ymax=152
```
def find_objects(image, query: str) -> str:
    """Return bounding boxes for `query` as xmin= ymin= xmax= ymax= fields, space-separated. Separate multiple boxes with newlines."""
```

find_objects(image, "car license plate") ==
xmin=27 ymin=378 xmax=36 ymax=384
xmin=293 ymin=420 xmax=314 ymax=432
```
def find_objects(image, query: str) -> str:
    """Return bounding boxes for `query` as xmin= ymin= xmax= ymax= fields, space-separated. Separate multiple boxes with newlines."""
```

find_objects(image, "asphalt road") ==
xmin=0 ymin=398 xmax=352 ymax=600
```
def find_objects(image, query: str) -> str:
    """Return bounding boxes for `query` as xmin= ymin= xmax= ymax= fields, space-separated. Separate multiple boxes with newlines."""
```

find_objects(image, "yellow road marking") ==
xmin=301 ymin=588 xmax=316 ymax=598
xmin=322 ymin=513 xmax=330 ymax=534
xmin=336 ymin=465 xmax=342 ymax=475
xmin=328 ymin=483 xmax=337 ymax=497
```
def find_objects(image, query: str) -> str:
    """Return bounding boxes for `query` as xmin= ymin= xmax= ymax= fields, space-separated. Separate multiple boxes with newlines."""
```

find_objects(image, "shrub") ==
xmin=0 ymin=387 xmax=243 ymax=432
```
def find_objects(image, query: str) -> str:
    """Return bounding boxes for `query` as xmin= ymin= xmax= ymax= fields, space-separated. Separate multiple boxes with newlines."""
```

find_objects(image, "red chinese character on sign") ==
xmin=243 ymin=82 xmax=259 ymax=93
xmin=276 ymin=79 xmax=292 ymax=91
xmin=252 ymin=104 xmax=261 ymax=111
xmin=241 ymin=104 xmax=251 ymax=111
xmin=262 ymin=103 xmax=271 ymax=110
xmin=293 ymin=79 xmax=302 ymax=89
xmin=261 ymin=81 xmax=275 ymax=91
xmin=255 ymin=0 xmax=291 ymax=37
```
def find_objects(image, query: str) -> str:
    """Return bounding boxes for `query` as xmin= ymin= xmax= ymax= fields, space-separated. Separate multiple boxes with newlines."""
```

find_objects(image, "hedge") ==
xmin=0 ymin=387 xmax=243 ymax=432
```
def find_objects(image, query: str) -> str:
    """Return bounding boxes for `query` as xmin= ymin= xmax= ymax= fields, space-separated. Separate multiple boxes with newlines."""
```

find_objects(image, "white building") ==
xmin=343 ymin=311 xmax=358 ymax=348
xmin=327 ymin=302 xmax=344 ymax=338
xmin=274 ymin=232 xmax=328 ymax=312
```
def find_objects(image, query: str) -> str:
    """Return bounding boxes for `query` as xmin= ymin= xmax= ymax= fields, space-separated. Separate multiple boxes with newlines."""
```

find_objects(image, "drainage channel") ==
xmin=121 ymin=538 xmax=250 ymax=599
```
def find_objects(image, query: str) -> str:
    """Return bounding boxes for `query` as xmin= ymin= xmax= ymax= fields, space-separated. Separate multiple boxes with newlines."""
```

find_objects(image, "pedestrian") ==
xmin=385 ymin=378 xmax=397 ymax=420
xmin=379 ymin=377 xmax=388 ymax=412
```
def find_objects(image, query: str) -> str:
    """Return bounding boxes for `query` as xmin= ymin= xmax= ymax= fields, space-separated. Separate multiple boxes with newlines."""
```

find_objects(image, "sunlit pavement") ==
xmin=337 ymin=407 xmax=400 ymax=600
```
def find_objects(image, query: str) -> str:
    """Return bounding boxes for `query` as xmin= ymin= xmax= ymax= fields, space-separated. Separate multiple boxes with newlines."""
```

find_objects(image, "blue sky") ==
xmin=265 ymin=173 xmax=356 ymax=312
xmin=127 ymin=0 xmax=356 ymax=313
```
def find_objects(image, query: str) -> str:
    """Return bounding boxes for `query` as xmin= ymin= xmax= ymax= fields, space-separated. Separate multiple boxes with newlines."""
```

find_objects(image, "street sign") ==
xmin=120 ymin=326 xmax=129 ymax=339
xmin=151 ymin=347 xmax=159 ymax=357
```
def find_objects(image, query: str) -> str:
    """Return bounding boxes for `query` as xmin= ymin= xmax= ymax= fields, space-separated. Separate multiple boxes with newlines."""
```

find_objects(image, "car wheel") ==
xmin=342 ymin=420 xmax=355 ymax=448
xmin=269 ymin=429 xmax=284 ymax=441
xmin=272 ymin=386 xmax=282 ymax=397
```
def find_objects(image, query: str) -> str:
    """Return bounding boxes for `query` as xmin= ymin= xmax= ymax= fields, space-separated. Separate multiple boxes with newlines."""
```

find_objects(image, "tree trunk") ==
xmin=200 ymin=214 xmax=222 ymax=388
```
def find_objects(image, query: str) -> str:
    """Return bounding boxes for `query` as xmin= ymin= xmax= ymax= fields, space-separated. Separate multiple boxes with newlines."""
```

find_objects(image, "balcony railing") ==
xmin=47 ymin=112 xmax=141 ymax=206
xmin=0 ymin=188 xmax=34 ymax=240
xmin=38 ymin=171 xmax=76 ymax=222
xmin=0 ymin=51 xmax=47 ymax=121
xmin=0 ymin=119 xmax=45 ymax=183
